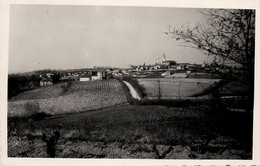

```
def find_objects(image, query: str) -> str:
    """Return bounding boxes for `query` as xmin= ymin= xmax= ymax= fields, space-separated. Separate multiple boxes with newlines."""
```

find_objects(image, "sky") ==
xmin=9 ymin=5 xmax=211 ymax=73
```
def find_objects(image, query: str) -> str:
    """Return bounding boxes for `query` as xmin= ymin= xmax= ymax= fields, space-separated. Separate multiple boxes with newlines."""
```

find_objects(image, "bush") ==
xmin=24 ymin=101 xmax=51 ymax=120
xmin=24 ymin=101 xmax=40 ymax=117
xmin=61 ymin=81 xmax=72 ymax=93
xmin=32 ymin=112 xmax=51 ymax=121
xmin=8 ymin=74 xmax=40 ymax=99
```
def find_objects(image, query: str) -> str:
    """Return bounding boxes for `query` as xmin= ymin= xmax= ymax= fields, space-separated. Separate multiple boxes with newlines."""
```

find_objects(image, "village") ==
xmin=7 ymin=53 xmax=250 ymax=159
xmin=6 ymin=5 xmax=254 ymax=161
xmin=38 ymin=54 xmax=235 ymax=87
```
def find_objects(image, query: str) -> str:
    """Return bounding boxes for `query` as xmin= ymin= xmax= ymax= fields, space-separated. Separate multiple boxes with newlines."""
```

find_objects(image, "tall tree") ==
xmin=166 ymin=9 xmax=255 ymax=72
xmin=165 ymin=9 xmax=255 ymax=111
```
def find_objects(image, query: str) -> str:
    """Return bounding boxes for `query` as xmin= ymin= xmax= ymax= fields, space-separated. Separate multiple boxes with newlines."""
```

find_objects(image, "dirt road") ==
xmin=123 ymin=81 xmax=141 ymax=100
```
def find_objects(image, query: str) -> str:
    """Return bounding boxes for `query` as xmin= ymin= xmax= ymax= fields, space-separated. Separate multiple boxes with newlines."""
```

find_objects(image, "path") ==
xmin=123 ymin=81 xmax=141 ymax=100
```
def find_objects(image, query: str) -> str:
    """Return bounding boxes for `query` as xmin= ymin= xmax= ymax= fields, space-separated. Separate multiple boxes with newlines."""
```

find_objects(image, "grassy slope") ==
xmin=7 ymin=78 xmax=253 ymax=158
xmin=8 ymin=104 xmax=252 ymax=158
xmin=9 ymin=79 xmax=125 ymax=101
xmin=9 ymin=83 xmax=64 ymax=101
xmin=33 ymin=105 xmax=204 ymax=129
xmin=8 ymin=80 xmax=128 ymax=117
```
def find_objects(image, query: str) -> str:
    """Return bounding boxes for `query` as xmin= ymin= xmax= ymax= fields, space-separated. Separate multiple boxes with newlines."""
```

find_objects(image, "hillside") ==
xmin=8 ymin=79 xmax=127 ymax=117
xmin=8 ymin=105 xmax=252 ymax=159
xmin=9 ymin=83 xmax=64 ymax=101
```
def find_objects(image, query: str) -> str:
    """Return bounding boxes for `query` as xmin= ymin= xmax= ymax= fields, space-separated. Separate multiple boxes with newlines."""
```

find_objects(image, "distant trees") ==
xmin=8 ymin=74 xmax=41 ymax=98
xmin=52 ymin=73 xmax=60 ymax=84
xmin=8 ymin=72 xmax=60 ymax=99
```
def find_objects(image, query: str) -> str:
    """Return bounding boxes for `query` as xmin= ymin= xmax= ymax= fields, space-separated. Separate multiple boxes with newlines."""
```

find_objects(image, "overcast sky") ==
xmin=9 ymin=5 xmax=211 ymax=73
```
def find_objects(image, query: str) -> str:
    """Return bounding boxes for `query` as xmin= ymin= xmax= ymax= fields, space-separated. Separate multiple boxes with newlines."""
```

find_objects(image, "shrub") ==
xmin=24 ymin=101 xmax=40 ymax=117
xmin=61 ymin=81 xmax=72 ymax=93
xmin=32 ymin=112 xmax=51 ymax=121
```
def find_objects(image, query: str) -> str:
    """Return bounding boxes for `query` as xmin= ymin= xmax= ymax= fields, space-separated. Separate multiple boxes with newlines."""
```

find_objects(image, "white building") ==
xmin=40 ymin=79 xmax=53 ymax=86
xmin=79 ymin=76 xmax=91 ymax=81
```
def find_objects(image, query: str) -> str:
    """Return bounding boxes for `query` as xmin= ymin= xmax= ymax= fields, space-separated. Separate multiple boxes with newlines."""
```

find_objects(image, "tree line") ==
xmin=8 ymin=74 xmax=41 ymax=98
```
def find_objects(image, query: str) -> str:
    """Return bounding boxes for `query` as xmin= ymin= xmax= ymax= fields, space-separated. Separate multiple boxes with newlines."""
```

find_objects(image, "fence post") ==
xmin=179 ymin=82 xmax=181 ymax=99
xmin=158 ymin=80 xmax=161 ymax=100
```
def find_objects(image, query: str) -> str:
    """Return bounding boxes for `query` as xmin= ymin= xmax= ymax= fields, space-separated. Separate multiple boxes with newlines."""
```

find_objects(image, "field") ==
xmin=7 ymin=78 xmax=253 ymax=159
xmin=67 ymin=80 xmax=124 ymax=93
xmin=137 ymin=78 xmax=221 ymax=99
xmin=8 ymin=105 xmax=252 ymax=159
xmin=8 ymin=79 xmax=127 ymax=117
xmin=9 ymin=83 xmax=64 ymax=101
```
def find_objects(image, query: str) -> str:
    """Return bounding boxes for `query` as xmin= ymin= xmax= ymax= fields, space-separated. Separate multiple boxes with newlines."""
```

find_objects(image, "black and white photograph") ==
xmin=1 ymin=0 xmax=259 ymax=165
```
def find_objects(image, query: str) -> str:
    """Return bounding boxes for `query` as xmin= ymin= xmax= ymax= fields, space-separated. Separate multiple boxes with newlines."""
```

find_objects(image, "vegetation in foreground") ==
xmin=7 ymin=76 xmax=253 ymax=159
xmin=8 ymin=102 xmax=252 ymax=159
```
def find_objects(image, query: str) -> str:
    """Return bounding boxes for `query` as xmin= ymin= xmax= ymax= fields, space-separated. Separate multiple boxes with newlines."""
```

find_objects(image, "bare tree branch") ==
xmin=166 ymin=9 xmax=255 ymax=68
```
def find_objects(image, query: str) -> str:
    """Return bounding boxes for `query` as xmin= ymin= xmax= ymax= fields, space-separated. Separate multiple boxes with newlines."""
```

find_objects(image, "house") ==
xmin=46 ymin=73 xmax=54 ymax=78
xmin=162 ymin=60 xmax=177 ymax=66
xmin=92 ymin=71 xmax=106 ymax=80
xmin=177 ymin=63 xmax=190 ymax=70
xmin=40 ymin=79 xmax=53 ymax=86
xmin=161 ymin=71 xmax=172 ymax=76
xmin=79 ymin=75 xmax=91 ymax=81
xmin=112 ymin=70 xmax=122 ymax=76
xmin=79 ymin=70 xmax=106 ymax=81
xmin=161 ymin=53 xmax=177 ymax=68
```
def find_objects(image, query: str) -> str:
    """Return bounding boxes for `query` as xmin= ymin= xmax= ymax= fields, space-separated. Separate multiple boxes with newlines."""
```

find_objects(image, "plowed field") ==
xmin=8 ymin=79 xmax=127 ymax=117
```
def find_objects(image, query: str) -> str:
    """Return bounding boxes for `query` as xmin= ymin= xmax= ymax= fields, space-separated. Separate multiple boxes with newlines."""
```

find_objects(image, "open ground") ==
xmin=7 ymin=78 xmax=252 ymax=159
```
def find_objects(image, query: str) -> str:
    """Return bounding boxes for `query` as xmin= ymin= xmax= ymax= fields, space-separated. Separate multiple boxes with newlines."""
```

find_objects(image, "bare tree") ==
xmin=165 ymin=9 xmax=255 ymax=111
xmin=165 ymin=9 xmax=255 ymax=75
